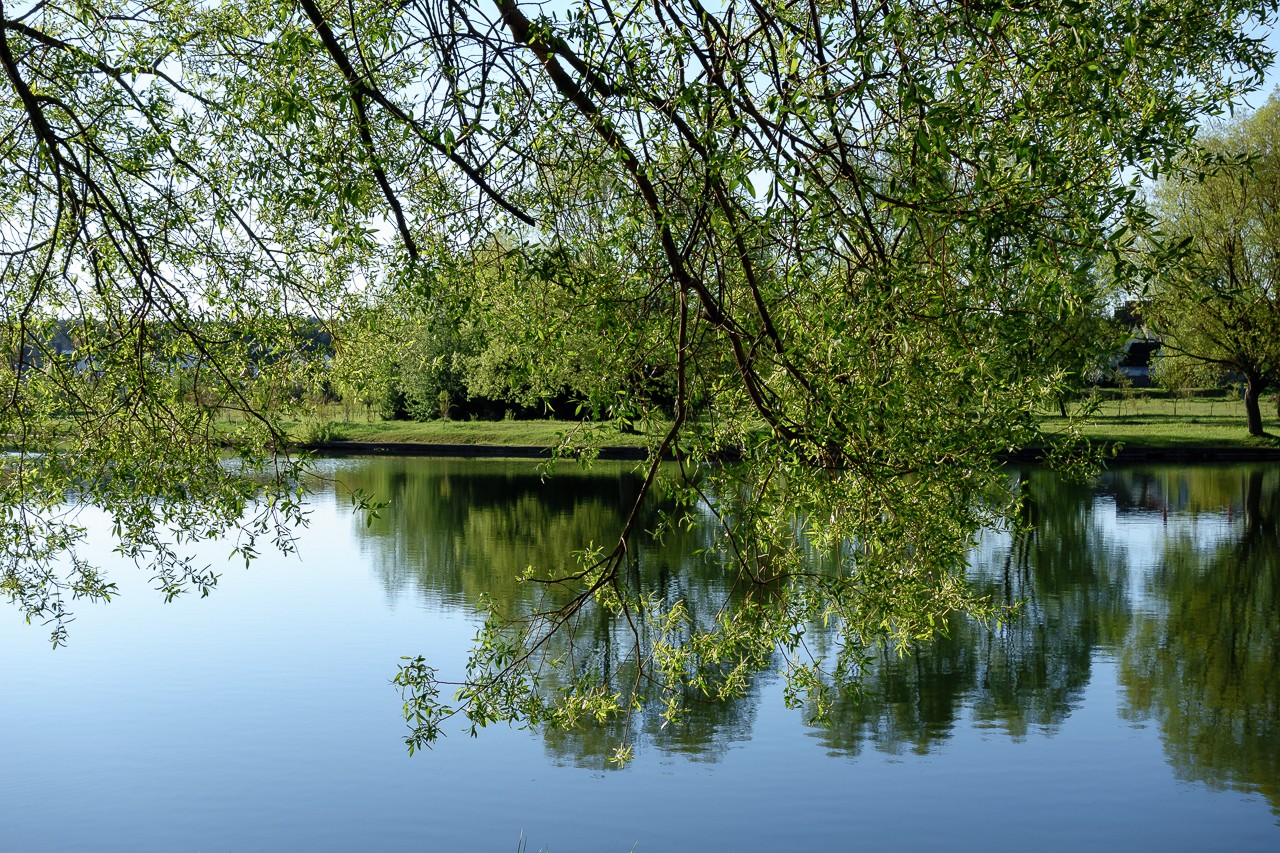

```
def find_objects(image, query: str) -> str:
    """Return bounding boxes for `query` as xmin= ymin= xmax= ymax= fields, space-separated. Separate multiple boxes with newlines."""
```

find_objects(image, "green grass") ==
xmin=278 ymin=390 xmax=1280 ymax=454
xmin=285 ymin=414 xmax=663 ymax=448
xmin=1042 ymin=391 xmax=1280 ymax=450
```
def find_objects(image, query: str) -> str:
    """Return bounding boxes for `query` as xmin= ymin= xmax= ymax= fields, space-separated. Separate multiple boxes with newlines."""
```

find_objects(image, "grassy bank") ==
xmin=1042 ymin=390 xmax=1280 ymax=451
xmin=283 ymin=390 xmax=1280 ymax=455
xmin=287 ymin=414 xmax=662 ymax=448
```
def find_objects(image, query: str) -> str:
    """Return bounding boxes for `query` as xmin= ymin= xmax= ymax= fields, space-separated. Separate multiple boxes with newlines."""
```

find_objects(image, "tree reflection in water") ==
xmin=809 ymin=469 xmax=1130 ymax=755
xmin=332 ymin=457 xmax=1280 ymax=806
xmin=1119 ymin=466 xmax=1280 ymax=814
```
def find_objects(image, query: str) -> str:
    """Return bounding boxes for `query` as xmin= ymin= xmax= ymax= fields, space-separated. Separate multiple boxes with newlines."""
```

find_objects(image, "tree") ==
xmin=327 ymin=304 xmax=405 ymax=421
xmin=2 ymin=0 xmax=1276 ymax=756
xmin=389 ymin=238 xmax=675 ymax=422
xmin=1151 ymin=347 xmax=1231 ymax=412
xmin=1149 ymin=94 xmax=1280 ymax=436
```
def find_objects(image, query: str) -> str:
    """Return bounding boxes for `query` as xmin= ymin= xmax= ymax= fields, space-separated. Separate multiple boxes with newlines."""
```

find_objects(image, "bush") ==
xmin=299 ymin=420 xmax=347 ymax=444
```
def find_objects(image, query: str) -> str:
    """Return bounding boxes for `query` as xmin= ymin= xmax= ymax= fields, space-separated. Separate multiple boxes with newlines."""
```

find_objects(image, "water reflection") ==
xmin=810 ymin=471 xmax=1131 ymax=754
xmin=331 ymin=457 xmax=1280 ymax=809
xmin=335 ymin=458 xmax=754 ymax=766
xmin=1118 ymin=467 xmax=1280 ymax=813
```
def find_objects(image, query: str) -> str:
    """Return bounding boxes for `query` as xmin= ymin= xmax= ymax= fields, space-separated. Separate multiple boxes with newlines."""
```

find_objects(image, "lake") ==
xmin=1 ymin=458 xmax=1277 ymax=851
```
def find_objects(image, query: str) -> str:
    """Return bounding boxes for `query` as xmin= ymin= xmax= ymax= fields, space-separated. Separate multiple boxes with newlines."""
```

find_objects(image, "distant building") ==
xmin=1115 ymin=337 xmax=1161 ymax=387
xmin=1102 ymin=301 xmax=1161 ymax=387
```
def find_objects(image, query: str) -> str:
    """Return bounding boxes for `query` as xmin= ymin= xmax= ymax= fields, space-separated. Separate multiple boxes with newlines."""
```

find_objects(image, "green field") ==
xmin=287 ymin=412 xmax=661 ymax=448
xmin=284 ymin=390 xmax=1280 ymax=454
xmin=1041 ymin=390 xmax=1280 ymax=451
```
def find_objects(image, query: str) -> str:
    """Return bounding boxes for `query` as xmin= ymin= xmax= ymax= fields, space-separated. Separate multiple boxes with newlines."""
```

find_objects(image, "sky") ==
xmin=1261 ymin=22 xmax=1280 ymax=102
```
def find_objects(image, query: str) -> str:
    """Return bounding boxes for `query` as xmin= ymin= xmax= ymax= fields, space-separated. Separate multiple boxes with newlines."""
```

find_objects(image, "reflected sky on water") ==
xmin=1 ymin=459 xmax=1277 ymax=851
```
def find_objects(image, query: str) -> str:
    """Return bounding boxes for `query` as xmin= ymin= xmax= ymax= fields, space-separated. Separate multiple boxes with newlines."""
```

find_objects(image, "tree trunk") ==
xmin=1244 ymin=374 xmax=1265 ymax=436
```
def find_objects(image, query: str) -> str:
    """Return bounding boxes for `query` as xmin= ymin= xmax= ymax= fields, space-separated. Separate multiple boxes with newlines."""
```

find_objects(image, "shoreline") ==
xmin=302 ymin=440 xmax=653 ymax=460
xmin=302 ymin=440 xmax=1280 ymax=464
xmin=1003 ymin=446 xmax=1280 ymax=463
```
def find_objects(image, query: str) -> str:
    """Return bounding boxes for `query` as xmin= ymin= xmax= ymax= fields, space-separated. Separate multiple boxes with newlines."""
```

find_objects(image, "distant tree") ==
xmin=395 ymin=298 xmax=482 ymax=421
xmin=328 ymin=307 xmax=404 ymax=421
xmin=1151 ymin=349 xmax=1231 ymax=412
xmin=1149 ymin=95 xmax=1280 ymax=436
xmin=1037 ymin=301 xmax=1126 ymax=417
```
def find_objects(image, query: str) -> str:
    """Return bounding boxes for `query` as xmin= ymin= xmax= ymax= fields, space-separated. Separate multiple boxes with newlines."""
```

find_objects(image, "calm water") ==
xmin=1 ymin=459 xmax=1277 ymax=851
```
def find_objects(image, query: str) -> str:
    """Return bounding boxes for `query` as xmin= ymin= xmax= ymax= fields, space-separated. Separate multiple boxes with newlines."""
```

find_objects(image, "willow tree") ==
xmin=1 ymin=0 xmax=1275 ymax=756
xmin=1150 ymin=94 xmax=1280 ymax=436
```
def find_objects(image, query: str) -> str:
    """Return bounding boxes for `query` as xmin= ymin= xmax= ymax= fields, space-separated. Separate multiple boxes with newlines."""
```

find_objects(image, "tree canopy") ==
xmin=2 ymin=0 xmax=1276 ymax=756
xmin=1150 ymin=93 xmax=1280 ymax=436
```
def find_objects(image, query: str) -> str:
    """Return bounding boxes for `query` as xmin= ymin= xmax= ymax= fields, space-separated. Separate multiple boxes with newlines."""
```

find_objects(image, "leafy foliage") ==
xmin=1149 ymin=93 xmax=1280 ymax=435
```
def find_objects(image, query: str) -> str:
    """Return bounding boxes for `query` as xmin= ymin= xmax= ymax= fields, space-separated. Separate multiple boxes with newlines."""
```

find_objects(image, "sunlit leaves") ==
xmin=1148 ymin=93 xmax=1280 ymax=434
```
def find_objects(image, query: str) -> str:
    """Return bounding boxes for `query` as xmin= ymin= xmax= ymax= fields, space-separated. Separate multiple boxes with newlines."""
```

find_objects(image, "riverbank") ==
xmin=304 ymin=439 xmax=655 ymax=460
xmin=1030 ymin=392 xmax=1280 ymax=461
xmin=293 ymin=416 xmax=664 ymax=460
xmin=303 ymin=440 xmax=1280 ymax=463
xmin=293 ymin=416 xmax=659 ymax=447
xmin=295 ymin=399 xmax=1280 ymax=462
